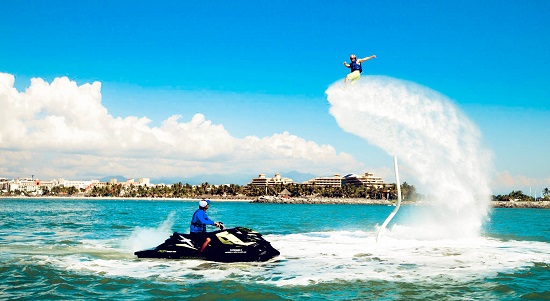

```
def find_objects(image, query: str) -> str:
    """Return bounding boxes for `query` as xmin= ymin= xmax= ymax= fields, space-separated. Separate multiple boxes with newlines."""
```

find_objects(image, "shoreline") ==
xmin=253 ymin=197 xmax=550 ymax=208
xmin=0 ymin=195 xmax=254 ymax=202
xmin=1 ymin=195 xmax=549 ymax=208
xmin=490 ymin=200 xmax=550 ymax=209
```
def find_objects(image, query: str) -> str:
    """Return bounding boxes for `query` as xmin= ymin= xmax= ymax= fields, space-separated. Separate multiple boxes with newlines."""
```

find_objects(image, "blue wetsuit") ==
xmin=190 ymin=209 xmax=215 ymax=233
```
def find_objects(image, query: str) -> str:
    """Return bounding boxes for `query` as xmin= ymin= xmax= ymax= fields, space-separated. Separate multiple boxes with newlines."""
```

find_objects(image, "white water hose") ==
xmin=376 ymin=155 xmax=402 ymax=242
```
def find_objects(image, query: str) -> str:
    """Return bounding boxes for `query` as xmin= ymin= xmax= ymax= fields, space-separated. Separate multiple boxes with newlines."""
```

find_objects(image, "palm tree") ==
xmin=67 ymin=186 xmax=77 ymax=195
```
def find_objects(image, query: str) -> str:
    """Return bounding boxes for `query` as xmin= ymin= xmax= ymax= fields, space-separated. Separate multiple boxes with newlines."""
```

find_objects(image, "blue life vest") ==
xmin=190 ymin=209 xmax=211 ymax=233
xmin=350 ymin=61 xmax=362 ymax=73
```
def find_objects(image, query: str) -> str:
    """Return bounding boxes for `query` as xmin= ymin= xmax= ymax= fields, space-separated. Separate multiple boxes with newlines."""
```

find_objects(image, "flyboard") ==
xmin=376 ymin=155 xmax=402 ymax=242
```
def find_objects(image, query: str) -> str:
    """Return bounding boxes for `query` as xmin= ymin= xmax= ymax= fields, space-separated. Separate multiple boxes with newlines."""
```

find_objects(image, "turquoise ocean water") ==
xmin=1 ymin=198 xmax=549 ymax=300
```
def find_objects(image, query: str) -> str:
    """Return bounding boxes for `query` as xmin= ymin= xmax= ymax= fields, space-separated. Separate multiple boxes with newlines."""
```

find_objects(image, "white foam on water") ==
xmin=121 ymin=211 xmax=177 ymax=252
xmin=270 ymin=230 xmax=550 ymax=285
xmin=37 ymin=230 xmax=550 ymax=286
xmin=326 ymin=77 xmax=494 ymax=239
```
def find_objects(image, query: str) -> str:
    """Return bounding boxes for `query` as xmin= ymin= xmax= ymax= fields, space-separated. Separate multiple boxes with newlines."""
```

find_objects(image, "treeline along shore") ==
xmin=3 ymin=180 xmax=549 ymax=208
xmin=3 ymin=195 xmax=549 ymax=209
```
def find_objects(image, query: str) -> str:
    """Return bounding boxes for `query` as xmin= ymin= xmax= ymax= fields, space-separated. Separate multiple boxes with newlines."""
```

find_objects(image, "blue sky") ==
xmin=1 ymin=1 xmax=549 ymax=195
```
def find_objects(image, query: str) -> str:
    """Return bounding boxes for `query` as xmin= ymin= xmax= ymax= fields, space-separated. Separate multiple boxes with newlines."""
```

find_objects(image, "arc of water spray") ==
xmin=376 ymin=155 xmax=402 ymax=242
xmin=327 ymin=77 xmax=492 ymax=239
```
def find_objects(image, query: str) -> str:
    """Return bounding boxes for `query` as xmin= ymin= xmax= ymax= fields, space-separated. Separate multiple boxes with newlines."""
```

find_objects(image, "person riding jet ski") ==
xmin=134 ymin=200 xmax=280 ymax=262
xmin=189 ymin=199 xmax=221 ymax=253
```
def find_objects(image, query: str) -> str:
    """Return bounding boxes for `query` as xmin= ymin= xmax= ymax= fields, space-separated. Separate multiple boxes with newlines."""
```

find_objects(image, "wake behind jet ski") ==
xmin=134 ymin=223 xmax=280 ymax=262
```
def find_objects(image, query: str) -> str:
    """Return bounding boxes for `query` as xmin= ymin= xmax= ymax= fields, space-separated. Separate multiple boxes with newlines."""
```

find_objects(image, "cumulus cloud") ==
xmin=0 ymin=72 xmax=361 ymax=181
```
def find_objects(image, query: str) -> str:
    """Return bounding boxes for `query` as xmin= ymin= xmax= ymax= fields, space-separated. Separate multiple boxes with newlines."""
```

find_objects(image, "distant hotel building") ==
xmin=302 ymin=174 xmax=343 ymax=187
xmin=302 ymin=172 xmax=389 ymax=188
xmin=9 ymin=178 xmax=41 ymax=193
xmin=249 ymin=174 xmax=294 ymax=187
xmin=108 ymin=178 xmax=150 ymax=186
xmin=248 ymin=172 xmax=390 ymax=189
xmin=343 ymin=172 xmax=389 ymax=188
xmin=1 ymin=176 xmax=152 ymax=196
xmin=59 ymin=179 xmax=97 ymax=190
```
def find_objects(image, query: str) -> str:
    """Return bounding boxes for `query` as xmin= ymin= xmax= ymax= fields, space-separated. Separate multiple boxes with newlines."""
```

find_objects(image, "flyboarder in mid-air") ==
xmin=343 ymin=54 xmax=376 ymax=85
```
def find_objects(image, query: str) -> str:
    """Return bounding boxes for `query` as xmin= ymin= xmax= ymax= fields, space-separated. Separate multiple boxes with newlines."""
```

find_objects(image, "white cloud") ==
xmin=493 ymin=170 xmax=549 ymax=194
xmin=0 ymin=72 xmax=361 ymax=181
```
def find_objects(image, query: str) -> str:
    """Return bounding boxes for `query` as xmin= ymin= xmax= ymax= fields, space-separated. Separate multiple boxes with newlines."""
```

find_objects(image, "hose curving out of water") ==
xmin=376 ymin=155 xmax=402 ymax=242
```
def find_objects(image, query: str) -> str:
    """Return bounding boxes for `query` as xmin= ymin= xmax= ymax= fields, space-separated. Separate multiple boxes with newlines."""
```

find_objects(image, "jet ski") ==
xmin=134 ymin=223 xmax=280 ymax=262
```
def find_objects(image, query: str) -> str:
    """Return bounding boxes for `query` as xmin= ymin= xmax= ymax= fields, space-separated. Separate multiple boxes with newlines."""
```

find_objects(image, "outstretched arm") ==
xmin=357 ymin=55 xmax=376 ymax=63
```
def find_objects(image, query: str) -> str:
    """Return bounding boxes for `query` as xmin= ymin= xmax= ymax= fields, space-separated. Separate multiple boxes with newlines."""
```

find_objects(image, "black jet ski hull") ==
xmin=134 ymin=227 xmax=280 ymax=262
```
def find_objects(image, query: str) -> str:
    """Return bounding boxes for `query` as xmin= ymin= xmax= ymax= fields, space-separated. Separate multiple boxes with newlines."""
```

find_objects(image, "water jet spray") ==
xmin=326 ymin=76 xmax=492 ymax=239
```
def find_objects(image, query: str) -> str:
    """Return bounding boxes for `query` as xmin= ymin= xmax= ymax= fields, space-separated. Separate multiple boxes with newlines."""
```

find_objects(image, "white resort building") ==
xmin=343 ymin=172 xmax=389 ymax=188
xmin=249 ymin=174 xmax=295 ymax=187
xmin=302 ymin=172 xmax=390 ymax=188
xmin=1 ymin=176 xmax=153 ymax=196
xmin=248 ymin=172 xmax=390 ymax=189
xmin=302 ymin=174 xmax=343 ymax=187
